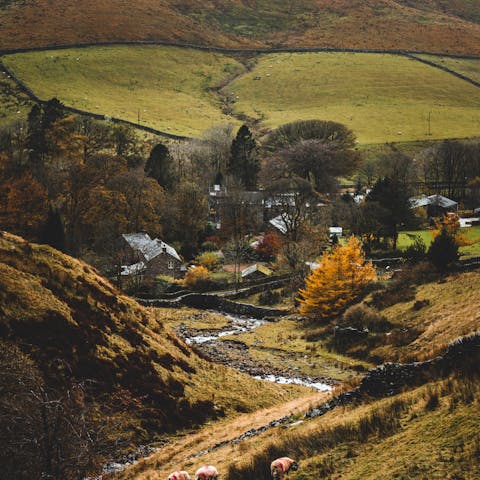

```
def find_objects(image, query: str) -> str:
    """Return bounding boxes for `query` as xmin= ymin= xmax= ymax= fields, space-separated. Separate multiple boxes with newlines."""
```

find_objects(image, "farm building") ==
xmin=409 ymin=194 xmax=458 ymax=217
xmin=120 ymin=233 xmax=186 ymax=280
xmin=241 ymin=263 xmax=273 ymax=280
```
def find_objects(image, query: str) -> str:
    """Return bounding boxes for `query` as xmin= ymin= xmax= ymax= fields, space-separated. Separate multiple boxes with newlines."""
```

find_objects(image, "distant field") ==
xmin=2 ymin=46 xmax=245 ymax=137
xmin=416 ymin=54 xmax=480 ymax=84
xmin=3 ymin=47 xmax=480 ymax=142
xmin=227 ymin=52 xmax=480 ymax=144
xmin=398 ymin=226 xmax=480 ymax=256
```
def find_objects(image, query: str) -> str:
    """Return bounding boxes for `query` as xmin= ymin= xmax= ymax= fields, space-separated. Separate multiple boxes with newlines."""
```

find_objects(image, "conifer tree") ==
xmin=298 ymin=236 xmax=376 ymax=321
xmin=144 ymin=142 xmax=176 ymax=191
xmin=428 ymin=227 xmax=459 ymax=272
xmin=229 ymin=125 xmax=258 ymax=190
xmin=40 ymin=206 xmax=65 ymax=252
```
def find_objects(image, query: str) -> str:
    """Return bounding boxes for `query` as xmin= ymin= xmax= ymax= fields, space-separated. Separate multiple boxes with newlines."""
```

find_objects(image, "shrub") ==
xmin=258 ymin=290 xmax=281 ymax=306
xmin=339 ymin=304 xmax=391 ymax=332
xmin=182 ymin=266 xmax=212 ymax=290
xmin=197 ymin=251 xmax=222 ymax=271
xmin=200 ymin=240 xmax=219 ymax=252
xmin=403 ymin=235 xmax=427 ymax=263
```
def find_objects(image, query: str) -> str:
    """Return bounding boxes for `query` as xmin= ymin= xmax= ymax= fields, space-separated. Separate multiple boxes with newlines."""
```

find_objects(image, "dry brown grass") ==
xmin=117 ymin=392 xmax=330 ymax=480
xmin=1 ymin=0 xmax=480 ymax=53
xmin=0 ymin=232 xmax=305 ymax=447
xmin=372 ymin=270 xmax=480 ymax=362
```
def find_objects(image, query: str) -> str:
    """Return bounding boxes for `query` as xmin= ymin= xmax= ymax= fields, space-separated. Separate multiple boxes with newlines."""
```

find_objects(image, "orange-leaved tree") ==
xmin=298 ymin=236 xmax=376 ymax=321
xmin=432 ymin=213 xmax=471 ymax=247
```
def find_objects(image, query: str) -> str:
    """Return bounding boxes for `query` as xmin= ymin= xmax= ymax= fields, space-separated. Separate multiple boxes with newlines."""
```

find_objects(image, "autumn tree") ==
xmin=0 ymin=171 xmax=48 ymax=240
xmin=432 ymin=213 xmax=470 ymax=247
xmin=298 ymin=236 xmax=376 ymax=321
xmin=255 ymin=231 xmax=282 ymax=261
xmin=228 ymin=125 xmax=259 ymax=191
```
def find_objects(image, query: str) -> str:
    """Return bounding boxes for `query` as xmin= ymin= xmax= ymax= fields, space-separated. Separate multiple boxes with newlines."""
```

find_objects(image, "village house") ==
xmin=120 ymin=233 xmax=186 ymax=280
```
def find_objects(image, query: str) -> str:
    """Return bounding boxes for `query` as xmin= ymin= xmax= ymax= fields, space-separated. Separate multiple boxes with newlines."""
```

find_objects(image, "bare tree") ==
xmin=0 ymin=342 xmax=106 ymax=480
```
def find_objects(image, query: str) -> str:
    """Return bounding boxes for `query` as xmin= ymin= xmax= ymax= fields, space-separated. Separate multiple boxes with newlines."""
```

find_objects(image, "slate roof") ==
xmin=409 ymin=194 xmax=458 ymax=209
xmin=122 ymin=233 xmax=181 ymax=262
xmin=269 ymin=214 xmax=289 ymax=234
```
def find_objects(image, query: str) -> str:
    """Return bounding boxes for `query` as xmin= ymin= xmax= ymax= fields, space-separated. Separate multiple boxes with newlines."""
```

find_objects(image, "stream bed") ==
xmin=177 ymin=313 xmax=334 ymax=392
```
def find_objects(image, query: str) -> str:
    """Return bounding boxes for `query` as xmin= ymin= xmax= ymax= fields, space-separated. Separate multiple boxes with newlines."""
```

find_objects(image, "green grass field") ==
xmin=2 ymin=46 xmax=245 ymax=137
xmin=398 ymin=225 xmax=480 ymax=256
xmin=2 ymin=47 xmax=480 ymax=142
xmin=417 ymin=54 xmax=480 ymax=84
xmin=227 ymin=52 xmax=480 ymax=143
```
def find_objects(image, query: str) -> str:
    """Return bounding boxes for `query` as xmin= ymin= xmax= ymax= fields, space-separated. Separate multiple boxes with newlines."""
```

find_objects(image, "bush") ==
xmin=197 ymin=251 xmax=222 ymax=271
xmin=339 ymin=304 xmax=392 ymax=332
xmin=258 ymin=290 xmax=281 ymax=306
xmin=403 ymin=235 xmax=427 ymax=263
xmin=182 ymin=266 xmax=212 ymax=290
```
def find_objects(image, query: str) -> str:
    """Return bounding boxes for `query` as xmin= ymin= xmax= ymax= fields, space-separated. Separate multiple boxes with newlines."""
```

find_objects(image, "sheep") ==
xmin=194 ymin=465 xmax=218 ymax=480
xmin=168 ymin=471 xmax=191 ymax=480
xmin=270 ymin=457 xmax=298 ymax=480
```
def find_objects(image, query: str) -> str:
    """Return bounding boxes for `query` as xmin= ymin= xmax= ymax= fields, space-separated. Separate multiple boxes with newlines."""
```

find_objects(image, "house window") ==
xmin=168 ymin=260 xmax=174 ymax=270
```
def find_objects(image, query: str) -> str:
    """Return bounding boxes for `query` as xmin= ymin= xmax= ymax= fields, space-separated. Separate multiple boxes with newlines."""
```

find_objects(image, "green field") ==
xmin=2 ymin=47 xmax=480 ymax=142
xmin=227 ymin=52 xmax=480 ymax=143
xmin=2 ymin=46 xmax=245 ymax=137
xmin=417 ymin=54 xmax=480 ymax=84
xmin=399 ymin=225 xmax=480 ymax=256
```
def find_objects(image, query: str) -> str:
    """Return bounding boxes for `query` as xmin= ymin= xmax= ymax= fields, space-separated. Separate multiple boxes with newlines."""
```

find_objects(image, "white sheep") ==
xmin=194 ymin=465 xmax=218 ymax=480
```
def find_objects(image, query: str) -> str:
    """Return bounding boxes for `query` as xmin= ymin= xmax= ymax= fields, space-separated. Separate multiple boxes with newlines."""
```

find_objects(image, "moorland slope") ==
xmin=0 ymin=232 xmax=301 ymax=443
xmin=1 ymin=1 xmax=480 ymax=54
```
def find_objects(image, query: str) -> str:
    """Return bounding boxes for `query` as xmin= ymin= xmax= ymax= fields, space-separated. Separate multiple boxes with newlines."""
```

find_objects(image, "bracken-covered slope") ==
xmin=1 ymin=0 xmax=480 ymax=54
xmin=0 ymin=232 xmax=298 ymax=441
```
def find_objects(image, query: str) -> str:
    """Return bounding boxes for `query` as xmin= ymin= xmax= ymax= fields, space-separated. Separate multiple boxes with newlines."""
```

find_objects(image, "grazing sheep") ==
xmin=270 ymin=457 xmax=298 ymax=480
xmin=194 ymin=465 xmax=218 ymax=480
xmin=168 ymin=471 xmax=191 ymax=480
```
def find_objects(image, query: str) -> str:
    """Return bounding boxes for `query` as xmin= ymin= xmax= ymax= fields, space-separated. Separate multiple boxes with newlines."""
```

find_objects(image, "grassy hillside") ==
xmin=4 ymin=47 xmax=480 ymax=142
xmin=227 ymin=52 xmax=480 ymax=143
xmin=416 ymin=54 xmax=480 ymax=83
xmin=371 ymin=270 xmax=480 ymax=362
xmin=2 ymin=46 xmax=245 ymax=136
xmin=121 ymin=359 xmax=480 ymax=479
xmin=1 ymin=0 xmax=480 ymax=53
xmin=0 ymin=232 xmax=303 ymax=444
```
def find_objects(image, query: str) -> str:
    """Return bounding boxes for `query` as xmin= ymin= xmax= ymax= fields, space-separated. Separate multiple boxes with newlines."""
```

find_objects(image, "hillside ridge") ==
xmin=1 ymin=0 xmax=480 ymax=54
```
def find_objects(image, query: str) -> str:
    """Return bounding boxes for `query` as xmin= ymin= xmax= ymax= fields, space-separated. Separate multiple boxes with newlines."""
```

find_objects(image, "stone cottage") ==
xmin=120 ymin=233 xmax=185 ymax=280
